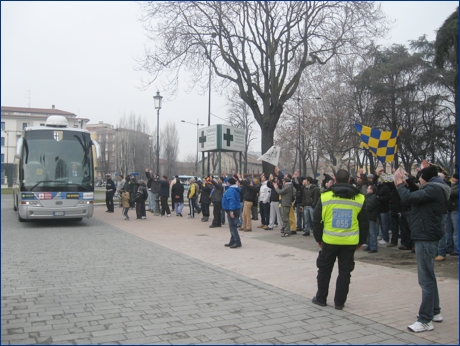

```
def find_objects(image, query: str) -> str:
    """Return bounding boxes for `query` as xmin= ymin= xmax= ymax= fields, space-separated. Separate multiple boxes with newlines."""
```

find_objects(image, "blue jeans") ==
xmin=221 ymin=208 xmax=226 ymax=225
xmin=174 ymin=202 xmax=184 ymax=215
xmin=238 ymin=201 xmax=244 ymax=227
xmin=227 ymin=209 xmax=241 ymax=245
xmin=303 ymin=206 xmax=313 ymax=234
xmin=446 ymin=211 xmax=458 ymax=254
xmin=437 ymin=214 xmax=448 ymax=256
xmin=147 ymin=191 xmax=156 ymax=211
xmin=367 ymin=220 xmax=378 ymax=251
xmin=295 ymin=204 xmax=303 ymax=230
xmin=378 ymin=212 xmax=390 ymax=242
xmin=414 ymin=241 xmax=440 ymax=323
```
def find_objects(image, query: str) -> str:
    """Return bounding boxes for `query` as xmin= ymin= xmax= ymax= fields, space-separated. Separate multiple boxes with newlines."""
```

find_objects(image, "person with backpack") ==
xmin=171 ymin=176 xmax=185 ymax=217
xmin=158 ymin=175 xmax=171 ymax=217
xmin=135 ymin=179 xmax=148 ymax=219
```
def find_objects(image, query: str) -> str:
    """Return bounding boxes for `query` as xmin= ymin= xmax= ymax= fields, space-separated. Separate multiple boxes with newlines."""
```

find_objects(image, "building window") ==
xmin=1 ymin=122 xmax=4 ymax=130
xmin=22 ymin=122 xmax=28 ymax=130
xmin=1 ymin=154 xmax=4 ymax=163
xmin=1 ymin=137 xmax=4 ymax=146
xmin=40 ymin=123 xmax=45 ymax=126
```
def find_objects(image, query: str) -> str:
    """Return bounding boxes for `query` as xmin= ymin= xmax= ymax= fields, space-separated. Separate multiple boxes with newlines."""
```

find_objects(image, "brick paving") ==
xmin=1 ymin=203 xmax=458 ymax=344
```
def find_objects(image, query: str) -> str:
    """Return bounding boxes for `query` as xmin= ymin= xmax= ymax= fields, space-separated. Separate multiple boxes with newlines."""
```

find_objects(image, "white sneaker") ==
xmin=378 ymin=240 xmax=388 ymax=245
xmin=167 ymin=214 xmax=171 ymax=217
xmin=417 ymin=313 xmax=443 ymax=323
xmin=407 ymin=321 xmax=434 ymax=332
xmin=141 ymin=216 xmax=146 ymax=220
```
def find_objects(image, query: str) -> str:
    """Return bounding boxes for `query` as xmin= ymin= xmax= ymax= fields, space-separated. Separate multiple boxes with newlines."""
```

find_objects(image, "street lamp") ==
xmin=297 ymin=96 xmax=321 ymax=177
xmin=207 ymin=32 xmax=217 ymax=174
xmin=153 ymin=90 xmax=163 ymax=216
xmin=181 ymin=119 xmax=204 ymax=176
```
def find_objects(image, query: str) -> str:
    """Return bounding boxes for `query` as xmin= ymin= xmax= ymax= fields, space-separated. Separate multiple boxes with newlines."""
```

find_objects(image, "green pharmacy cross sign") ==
xmin=199 ymin=131 xmax=207 ymax=148
xmin=197 ymin=124 xmax=245 ymax=152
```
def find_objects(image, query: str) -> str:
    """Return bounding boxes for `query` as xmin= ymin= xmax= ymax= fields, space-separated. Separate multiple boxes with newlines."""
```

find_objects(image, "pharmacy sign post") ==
xmin=197 ymin=125 xmax=246 ymax=176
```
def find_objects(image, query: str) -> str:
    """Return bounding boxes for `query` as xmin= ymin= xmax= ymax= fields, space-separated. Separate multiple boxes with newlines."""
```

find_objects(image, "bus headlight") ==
xmin=21 ymin=200 xmax=42 ymax=206
xmin=78 ymin=200 xmax=93 ymax=205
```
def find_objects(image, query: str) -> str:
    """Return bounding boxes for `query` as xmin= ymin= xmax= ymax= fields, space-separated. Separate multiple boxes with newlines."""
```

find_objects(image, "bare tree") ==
xmin=161 ymin=121 xmax=179 ymax=178
xmin=138 ymin=1 xmax=389 ymax=174
xmin=226 ymin=88 xmax=256 ymax=174
xmin=116 ymin=112 xmax=151 ymax=176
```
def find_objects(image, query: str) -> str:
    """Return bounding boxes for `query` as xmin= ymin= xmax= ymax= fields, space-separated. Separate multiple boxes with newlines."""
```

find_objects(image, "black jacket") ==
xmin=241 ymin=180 xmax=260 ymax=202
xmin=301 ymin=184 xmax=320 ymax=208
xmin=106 ymin=178 xmax=116 ymax=194
xmin=313 ymin=184 xmax=369 ymax=245
xmin=397 ymin=178 xmax=451 ymax=242
xmin=447 ymin=182 xmax=459 ymax=212
xmin=375 ymin=182 xmax=391 ymax=213
xmin=210 ymin=180 xmax=223 ymax=203
xmin=158 ymin=179 xmax=170 ymax=197
xmin=200 ymin=182 xmax=213 ymax=204
xmin=364 ymin=193 xmax=379 ymax=222
xmin=267 ymin=180 xmax=281 ymax=202
xmin=171 ymin=181 xmax=184 ymax=203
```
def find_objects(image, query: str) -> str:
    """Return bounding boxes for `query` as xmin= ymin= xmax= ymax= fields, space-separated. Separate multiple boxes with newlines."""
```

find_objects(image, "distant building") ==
xmin=1 ymin=105 xmax=88 ymax=185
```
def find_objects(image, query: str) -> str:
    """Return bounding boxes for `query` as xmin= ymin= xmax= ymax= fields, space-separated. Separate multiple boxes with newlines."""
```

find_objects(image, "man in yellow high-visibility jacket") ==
xmin=312 ymin=169 xmax=369 ymax=310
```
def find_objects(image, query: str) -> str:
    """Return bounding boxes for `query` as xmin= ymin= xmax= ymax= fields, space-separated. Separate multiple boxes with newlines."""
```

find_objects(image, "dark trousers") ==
xmin=316 ymin=243 xmax=356 ymax=307
xmin=202 ymin=203 xmax=210 ymax=217
xmin=400 ymin=210 xmax=412 ymax=249
xmin=160 ymin=196 xmax=170 ymax=215
xmin=212 ymin=202 xmax=222 ymax=226
xmin=136 ymin=200 xmax=146 ymax=218
xmin=390 ymin=211 xmax=400 ymax=245
xmin=259 ymin=202 xmax=270 ymax=226
xmin=251 ymin=205 xmax=258 ymax=220
xmin=106 ymin=192 xmax=114 ymax=212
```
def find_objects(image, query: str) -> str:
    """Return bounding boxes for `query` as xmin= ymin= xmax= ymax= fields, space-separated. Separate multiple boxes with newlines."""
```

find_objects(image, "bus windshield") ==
xmin=21 ymin=129 xmax=94 ymax=192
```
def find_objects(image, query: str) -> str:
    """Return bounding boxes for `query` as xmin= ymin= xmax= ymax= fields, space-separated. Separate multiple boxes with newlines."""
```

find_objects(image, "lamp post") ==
xmin=207 ymin=32 xmax=217 ymax=175
xmin=181 ymin=119 xmax=204 ymax=176
xmin=153 ymin=90 xmax=163 ymax=216
xmin=297 ymin=96 xmax=321 ymax=177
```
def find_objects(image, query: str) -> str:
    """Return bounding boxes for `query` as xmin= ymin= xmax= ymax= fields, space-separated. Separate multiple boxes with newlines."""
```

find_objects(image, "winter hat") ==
xmin=420 ymin=165 xmax=438 ymax=182
xmin=228 ymin=177 xmax=237 ymax=185
xmin=138 ymin=179 xmax=144 ymax=184
xmin=253 ymin=178 xmax=259 ymax=185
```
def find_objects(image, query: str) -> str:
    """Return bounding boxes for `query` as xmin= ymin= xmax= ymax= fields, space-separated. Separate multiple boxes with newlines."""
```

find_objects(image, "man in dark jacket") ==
xmin=105 ymin=173 xmax=116 ymax=213
xmin=200 ymin=176 xmax=213 ymax=222
xmin=240 ymin=177 xmax=260 ymax=232
xmin=158 ymin=175 xmax=171 ymax=217
xmin=373 ymin=171 xmax=392 ymax=245
xmin=267 ymin=174 xmax=283 ymax=231
xmin=210 ymin=178 xmax=224 ymax=228
xmin=312 ymin=169 xmax=369 ymax=310
xmin=135 ymin=179 xmax=148 ymax=219
xmin=395 ymin=165 xmax=451 ymax=333
xmin=301 ymin=177 xmax=320 ymax=236
xmin=171 ymin=176 xmax=185 ymax=217
xmin=145 ymin=169 xmax=156 ymax=213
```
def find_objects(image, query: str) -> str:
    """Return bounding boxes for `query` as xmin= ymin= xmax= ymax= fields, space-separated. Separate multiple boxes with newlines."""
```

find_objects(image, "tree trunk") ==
xmin=260 ymin=125 xmax=276 ymax=176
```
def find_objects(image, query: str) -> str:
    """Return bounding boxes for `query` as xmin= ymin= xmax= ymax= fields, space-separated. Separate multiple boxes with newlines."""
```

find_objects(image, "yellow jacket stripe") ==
xmin=321 ymin=191 xmax=364 ymax=245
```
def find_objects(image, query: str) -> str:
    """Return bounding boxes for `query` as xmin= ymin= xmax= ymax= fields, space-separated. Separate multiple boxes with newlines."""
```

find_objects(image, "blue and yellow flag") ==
xmin=355 ymin=122 xmax=400 ymax=163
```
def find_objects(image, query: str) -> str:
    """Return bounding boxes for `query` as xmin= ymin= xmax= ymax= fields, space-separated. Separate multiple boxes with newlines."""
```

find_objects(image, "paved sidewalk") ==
xmin=96 ymin=205 xmax=459 ymax=345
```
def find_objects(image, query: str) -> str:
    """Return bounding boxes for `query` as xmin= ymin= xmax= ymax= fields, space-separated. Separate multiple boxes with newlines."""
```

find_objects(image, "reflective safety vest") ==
xmin=320 ymin=191 xmax=365 ymax=245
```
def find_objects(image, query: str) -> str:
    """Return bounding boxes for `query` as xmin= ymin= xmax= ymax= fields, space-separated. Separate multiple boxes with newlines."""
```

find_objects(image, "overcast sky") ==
xmin=1 ymin=1 xmax=457 ymax=160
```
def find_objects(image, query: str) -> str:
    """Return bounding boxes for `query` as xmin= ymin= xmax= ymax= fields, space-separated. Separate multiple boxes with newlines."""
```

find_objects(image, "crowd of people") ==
xmin=103 ymin=161 xmax=457 ymax=333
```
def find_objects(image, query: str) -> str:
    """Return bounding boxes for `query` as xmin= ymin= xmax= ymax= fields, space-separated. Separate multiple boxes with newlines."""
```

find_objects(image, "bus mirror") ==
xmin=15 ymin=137 xmax=24 ymax=159
xmin=91 ymin=140 xmax=101 ymax=159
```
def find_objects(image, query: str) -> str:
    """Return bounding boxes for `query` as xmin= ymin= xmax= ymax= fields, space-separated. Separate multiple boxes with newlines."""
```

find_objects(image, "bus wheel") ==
xmin=18 ymin=214 xmax=26 ymax=222
xmin=14 ymin=197 xmax=17 ymax=211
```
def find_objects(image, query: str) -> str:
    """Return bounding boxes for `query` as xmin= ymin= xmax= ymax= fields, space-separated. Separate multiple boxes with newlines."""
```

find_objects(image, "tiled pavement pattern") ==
xmin=1 ymin=205 xmax=458 ymax=344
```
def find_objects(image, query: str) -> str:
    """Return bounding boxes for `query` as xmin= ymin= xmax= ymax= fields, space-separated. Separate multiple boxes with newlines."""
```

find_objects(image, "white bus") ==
xmin=12 ymin=116 xmax=101 ymax=222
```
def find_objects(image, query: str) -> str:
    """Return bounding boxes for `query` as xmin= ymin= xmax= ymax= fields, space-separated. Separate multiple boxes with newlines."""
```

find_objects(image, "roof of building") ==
xmin=1 ymin=106 xmax=76 ymax=117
